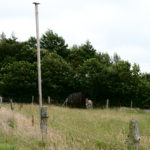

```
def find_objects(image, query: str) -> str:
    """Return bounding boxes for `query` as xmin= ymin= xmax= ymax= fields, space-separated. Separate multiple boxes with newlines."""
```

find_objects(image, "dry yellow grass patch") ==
xmin=0 ymin=107 xmax=68 ymax=150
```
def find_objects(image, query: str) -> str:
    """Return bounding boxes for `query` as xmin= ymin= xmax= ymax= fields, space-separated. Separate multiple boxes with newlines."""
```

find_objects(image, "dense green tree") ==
xmin=42 ymin=53 xmax=74 ymax=101
xmin=0 ymin=61 xmax=37 ymax=101
xmin=95 ymin=52 xmax=111 ymax=66
xmin=109 ymin=61 xmax=132 ymax=106
xmin=113 ymin=53 xmax=121 ymax=64
xmin=0 ymin=31 xmax=150 ymax=108
xmin=77 ymin=58 xmax=108 ymax=103
xmin=139 ymin=80 xmax=150 ymax=108
xmin=25 ymin=37 xmax=37 ymax=50
xmin=0 ymin=37 xmax=24 ymax=67
xmin=40 ymin=30 xmax=69 ymax=58
xmin=68 ymin=41 xmax=96 ymax=69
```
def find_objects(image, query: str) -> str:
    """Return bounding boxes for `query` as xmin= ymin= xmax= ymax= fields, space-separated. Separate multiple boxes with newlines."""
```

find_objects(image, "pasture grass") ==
xmin=0 ymin=104 xmax=150 ymax=150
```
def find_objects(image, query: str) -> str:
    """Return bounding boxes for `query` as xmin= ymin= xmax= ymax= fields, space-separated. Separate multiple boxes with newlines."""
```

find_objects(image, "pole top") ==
xmin=33 ymin=2 xmax=40 ymax=5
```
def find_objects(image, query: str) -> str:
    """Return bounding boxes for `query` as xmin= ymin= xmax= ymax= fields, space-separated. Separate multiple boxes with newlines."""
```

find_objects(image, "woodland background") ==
xmin=0 ymin=30 xmax=150 ymax=108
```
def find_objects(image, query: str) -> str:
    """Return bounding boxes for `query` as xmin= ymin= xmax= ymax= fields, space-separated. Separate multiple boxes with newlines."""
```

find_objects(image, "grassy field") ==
xmin=0 ymin=104 xmax=150 ymax=150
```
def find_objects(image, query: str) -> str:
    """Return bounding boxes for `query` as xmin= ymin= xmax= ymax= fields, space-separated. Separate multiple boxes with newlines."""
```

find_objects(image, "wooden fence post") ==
xmin=19 ymin=103 xmax=23 ymax=111
xmin=10 ymin=99 xmax=14 ymax=111
xmin=106 ymin=99 xmax=109 ymax=109
xmin=127 ymin=119 xmax=140 ymax=150
xmin=32 ymin=115 xmax=34 ymax=126
xmin=0 ymin=96 xmax=2 ymax=109
xmin=32 ymin=96 xmax=34 ymax=105
xmin=40 ymin=106 xmax=48 ymax=134
xmin=48 ymin=96 xmax=50 ymax=105
xmin=130 ymin=100 xmax=133 ymax=109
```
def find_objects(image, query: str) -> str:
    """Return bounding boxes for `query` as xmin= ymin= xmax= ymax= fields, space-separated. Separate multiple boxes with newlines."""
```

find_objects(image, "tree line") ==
xmin=0 ymin=30 xmax=150 ymax=108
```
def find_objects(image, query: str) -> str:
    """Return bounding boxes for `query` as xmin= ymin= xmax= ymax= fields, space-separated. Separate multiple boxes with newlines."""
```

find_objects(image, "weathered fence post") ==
xmin=48 ymin=96 xmax=50 ymax=105
xmin=40 ymin=106 xmax=48 ymax=134
xmin=10 ymin=99 xmax=14 ymax=111
xmin=127 ymin=119 xmax=140 ymax=150
xmin=32 ymin=96 xmax=34 ymax=105
xmin=106 ymin=99 xmax=109 ymax=109
xmin=130 ymin=100 xmax=133 ymax=109
xmin=19 ymin=103 xmax=23 ymax=111
xmin=32 ymin=115 xmax=34 ymax=126
xmin=0 ymin=96 xmax=2 ymax=109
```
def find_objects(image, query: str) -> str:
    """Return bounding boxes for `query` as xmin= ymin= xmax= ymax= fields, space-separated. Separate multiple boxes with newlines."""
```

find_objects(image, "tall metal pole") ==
xmin=33 ymin=2 xmax=42 ymax=108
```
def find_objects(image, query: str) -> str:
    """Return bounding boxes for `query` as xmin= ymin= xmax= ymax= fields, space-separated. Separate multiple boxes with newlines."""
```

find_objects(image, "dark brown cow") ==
xmin=63 ymin=92 xmax=86 ymax=108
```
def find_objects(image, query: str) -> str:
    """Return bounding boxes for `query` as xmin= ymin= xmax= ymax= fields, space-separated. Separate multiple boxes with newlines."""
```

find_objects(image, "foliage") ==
xmin=0 ymin=61 xmax=37 ymax=101
xmin=68 ymin=41 xmax=96 ymax=69
xmin=40 ymin=30 xmax=69 ymax=59
xmin=0 ymin=31 xmax=150 ymax=107
xmin=42 ymin=53 xmax=74 ymax=101
xmin=0 ymin=37 xmax=24 ymax=67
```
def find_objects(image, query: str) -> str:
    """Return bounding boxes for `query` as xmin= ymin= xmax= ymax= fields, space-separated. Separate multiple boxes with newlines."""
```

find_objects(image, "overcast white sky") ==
xmin=1 ymin=0 xmax=150 ymax=73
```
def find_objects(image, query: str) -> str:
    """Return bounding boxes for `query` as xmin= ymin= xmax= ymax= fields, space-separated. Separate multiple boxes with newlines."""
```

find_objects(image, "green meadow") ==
xmin=0 ymin=104 xmax=150 ymax=150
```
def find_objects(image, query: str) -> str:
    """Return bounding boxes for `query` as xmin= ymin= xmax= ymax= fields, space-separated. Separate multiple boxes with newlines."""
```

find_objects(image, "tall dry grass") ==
xmin=0 ymin=104 xmax=150 ymax=150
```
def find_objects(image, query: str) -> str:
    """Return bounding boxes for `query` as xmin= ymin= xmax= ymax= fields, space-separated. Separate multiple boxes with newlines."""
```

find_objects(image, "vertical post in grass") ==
xmin=33 ymin=3 xmax=48 ymax=136
xmin=127 ymin=119 xmax=140 ymax=150
xmin=10 ymin=99 xmax=14 ymax=111
xmin=40 ymin=106 xmax=48 ymax=134
xmin=48 ymin=96 xmax=50 ymax=105
xmin=106 ymin=99 xmax=109 ymax=109
xmin=130 ymin=100 xmax=133 ymax=109
xmin=32 ymin=96 xmax=34 ymax=105
xmin=0 ymin=96 xmax=2 ymax=108
xmin=32 ymin=115 xmax=34 ymax=126
xmin=19 ymin=103 xmax=23 ymax=111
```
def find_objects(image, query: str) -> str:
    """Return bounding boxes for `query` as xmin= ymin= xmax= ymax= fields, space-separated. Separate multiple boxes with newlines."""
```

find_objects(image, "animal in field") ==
xmin=85 ymin=98 xmax=93 ymax=109
xmin=63 ymin=92 xmax=93 ymax=109
xmin=63 ymin=92 xmax=86 ymax=108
